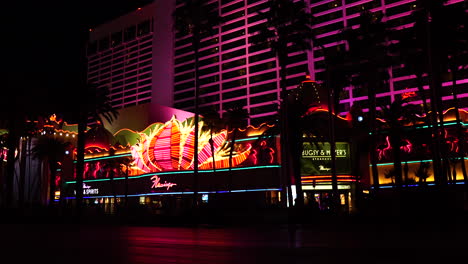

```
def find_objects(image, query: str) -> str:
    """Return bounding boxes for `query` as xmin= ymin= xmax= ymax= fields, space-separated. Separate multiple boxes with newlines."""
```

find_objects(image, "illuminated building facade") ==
xmin=87 ymin=0 xmax=468 ymax=124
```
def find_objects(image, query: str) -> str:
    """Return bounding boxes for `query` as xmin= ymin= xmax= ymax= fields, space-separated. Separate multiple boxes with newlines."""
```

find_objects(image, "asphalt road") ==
xmin=1 ymin=215 xmax=467 ymax=264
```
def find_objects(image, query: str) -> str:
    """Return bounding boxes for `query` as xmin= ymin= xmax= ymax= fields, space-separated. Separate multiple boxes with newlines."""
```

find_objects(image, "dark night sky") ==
xmin=3 ymin=0 xmax=153 ymax=116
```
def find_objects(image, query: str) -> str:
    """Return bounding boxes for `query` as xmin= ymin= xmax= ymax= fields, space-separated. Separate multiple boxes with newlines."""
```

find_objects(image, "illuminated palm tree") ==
xmin=200 ymin=107 xmax=223 ymax=172
xmin=223 ymin=106 xmax=249 ymax=191
xmin=377 ymin=97 xmax=422 ymax=189
xmin=173 ymin=0 xmax=221 ymax=208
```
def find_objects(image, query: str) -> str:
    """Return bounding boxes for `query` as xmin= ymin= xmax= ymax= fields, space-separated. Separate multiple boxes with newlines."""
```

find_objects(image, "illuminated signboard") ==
xmin=301 ymin=142 xmax=351 ymax=175
xmin=151 ymin=175 xmax=177 ymax=190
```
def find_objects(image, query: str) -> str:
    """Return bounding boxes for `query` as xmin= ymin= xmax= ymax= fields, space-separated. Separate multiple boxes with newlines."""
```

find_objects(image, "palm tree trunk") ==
xmin=75 ymin=114 xmax=87 ymax=216
xmin=19 ymin=137 xmax=27 ymax=208
xmin=5 ymin=120 xmax=18 ymax=208
xmin=390 ymin=132 xmax=403 ymax=189
xmin=49 ymin=163 xmax=57 ymax=206
xmin=368 ymin=87 xmax=380 ymax=190
xmin=125 ymin=165 xmax=129 ymax=209
xmin=279 ymin=50 xmax=304 ymax=209
xmin=192 ymin=31 xmax=200 ymax=210
xmin=228 ymin=129 xmax=237 ymax=192
xmin=326 ymin=63 xmax=339 ymax=213
xmin=450 ymin=64 xmax=468 ymax=187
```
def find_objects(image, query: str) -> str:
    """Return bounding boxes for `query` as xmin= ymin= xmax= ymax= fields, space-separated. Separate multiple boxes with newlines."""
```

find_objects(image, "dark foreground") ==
xmin=1 ymin=209 xmax=468 ymax=264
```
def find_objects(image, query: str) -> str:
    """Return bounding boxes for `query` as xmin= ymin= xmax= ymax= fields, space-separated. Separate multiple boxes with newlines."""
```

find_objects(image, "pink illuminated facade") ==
xmin=86 ymin=0 xmax=468 ymax=125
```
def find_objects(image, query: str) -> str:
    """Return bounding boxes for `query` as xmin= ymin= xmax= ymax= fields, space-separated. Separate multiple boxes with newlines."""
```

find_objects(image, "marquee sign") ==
xmin=301 ymin=142 xmax=351 ymax=175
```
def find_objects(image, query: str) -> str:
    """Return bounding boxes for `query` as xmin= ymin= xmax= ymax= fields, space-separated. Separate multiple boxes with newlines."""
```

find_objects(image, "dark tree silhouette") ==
xmin=173 ymin=0 xmax=221 ymax=208
xmin=249 ymin=0 xmax=315 ymax=208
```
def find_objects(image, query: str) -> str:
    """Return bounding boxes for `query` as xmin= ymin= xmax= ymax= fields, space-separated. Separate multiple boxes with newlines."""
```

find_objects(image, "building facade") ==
xmin=87 ymin=0 xmax=468 ymax=126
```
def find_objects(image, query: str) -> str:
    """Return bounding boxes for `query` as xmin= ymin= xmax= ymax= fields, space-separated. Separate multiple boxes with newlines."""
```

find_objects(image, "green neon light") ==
xmin=369 ymin=122 xmax=468 ymax=135
xmin=73 ymin=153 xmax=132 ymax=163
xmin=372 ymin=157 xmax=468 ymax=166
xmin=65 ymin=165 xmax=281 ymax=184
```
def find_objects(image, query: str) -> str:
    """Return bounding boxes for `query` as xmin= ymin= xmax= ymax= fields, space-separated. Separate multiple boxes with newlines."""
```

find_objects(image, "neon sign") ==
xmin=151 ymin=176 xmax=177 ymax=190
xmin=131 ymin=116 xmax=251 ymax=173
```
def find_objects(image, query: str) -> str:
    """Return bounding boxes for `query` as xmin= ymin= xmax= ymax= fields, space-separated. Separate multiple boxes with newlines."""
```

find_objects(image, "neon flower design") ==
xmin=131 ymin=116 xmax=251 ymax=173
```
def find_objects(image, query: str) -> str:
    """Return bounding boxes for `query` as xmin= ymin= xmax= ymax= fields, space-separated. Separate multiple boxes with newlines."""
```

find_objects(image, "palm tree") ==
xmin=249 ymin=0 xmax=315 ymax=208
xmin=339 ymin=10 xmax=395 ymax=190
xmin=200 ymin=108 xmax=223 ymax=171
xmin=223 ymin=106 xmax=249 ymax=191
xmin=173 ymin=0 xmax=221 ymax=208
xmin=377 ymin=97 xmax=422 ymax=189
xmin=64 ymin=83 xmax=118 ymax=215
xmin=32 ymin=136 xmax=68 ymax=206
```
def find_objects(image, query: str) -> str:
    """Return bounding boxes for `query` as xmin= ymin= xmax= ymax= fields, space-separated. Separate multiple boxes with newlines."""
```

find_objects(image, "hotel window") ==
xmin=222 ymin=48 xmax=246 ymax=60
xmin=312 ymin=1 xmax=342 ymax=14
xmin=222 ymin=1 xmax=244 ymax=14
xmin=200 ymin=94 xmax=220 ymax=104
xmin=98 ymin=37 xmax=110 ymax=51
xmin=175 ymin=63 xmax=195 ymax=73
xmin=175 ymin=54 xmax=195 ymax=64
xmin=222 ymin=58 xmax=246 ymax=70
xmin=111 ymin=31 xmax=122 ymax=47
xmin=200 ymin=75 xmax=219 ymax=85
xmin=248 ymin=12 xmax=267 ymax=24
xmin=199 ymin=65 xmax=219 ymax=76
xmin=175 ymin=90 xmax=195 ymax=101
xmin=175 ymin=81 xmax=195 ymax=92
xmin=286 ymin=76 xmax=304 ymax=87
xmin=222 ymin=11 xmax=245 ymax=23
xmin=222 ymin=29 xmax=246 ymax=42
xmin=200 ymin=37 xmax=219 ymax=48
xmin=386 ymin=3 xmax=417 ymax=17
xmin=175 ymin=100 xmax=194 ymax=110
xmin=248 ymin=41 xmax=269 ymax=53
xmin=250 ymin=72 xmax=277 ymax=84
xmin=223 ymin=99 xmax=247 ymax=110
xmin=222 ymin=39 xmax=246 ymax=51
xmin=346 ymin=0 xmax=381 ymax=16
xmin=222 ymin=0 xmax=239 ymax=5
xmin=315 ymin=11 xmax=342 ymax=24
xmin=250 ymin=92 xmax=278 ymax=104
xmin=176 ymin=37 xmax=193 ymax=47
xmin=247 ymin=0 xmax=262 ymax=4
xmin=137 ymin=20 xmax=151 ymax=36
xmin=250 ymin=82 xmax=277 ymax=94
xmin=175 ymin=72 xmax=195 ymax=83
xmin=124 ymin=26 xmax=136 ymax=42
xmin=223 ymin=88 xmax=247 ymax=100
xmin=250 ymin=104 xmax=278 ymax=115
xmin=385 ymin=0 xmax=404 ymax=4
xmin=221 ymin=20 xmax=245 ymax=32
xmin=200 ymin=84 xmax=220 ymax=95
xmin=199 ymin=56 xmax=219 ymax=67
xmin=222 ymin=78 xmax=246 ymax=90
xmin=248 ymin=1 xmax=269 ymax=14
xmin=222 ymin=68 xmax=246 ymax=80
xmin=87 ymin=41 xmax=97 ymax=55
xmin=249 ymin=61 xmax=276 ymax=73
xmin=287 ymin=53 xmax=307 ymax=64
xmin=345 ymin=0 xmax=364 ymax=4
xmin=286 ymin=64 xmax=308 ymax=76
xmin=175 ymin=45 xmax=194 ymax=56
xmin=199 ymin=47 xmax=219 ymax=58
xmin=249 ymin=51 xmax=275 ymax=63
xmin=315 ymin=22 xmax=344 ymax=35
